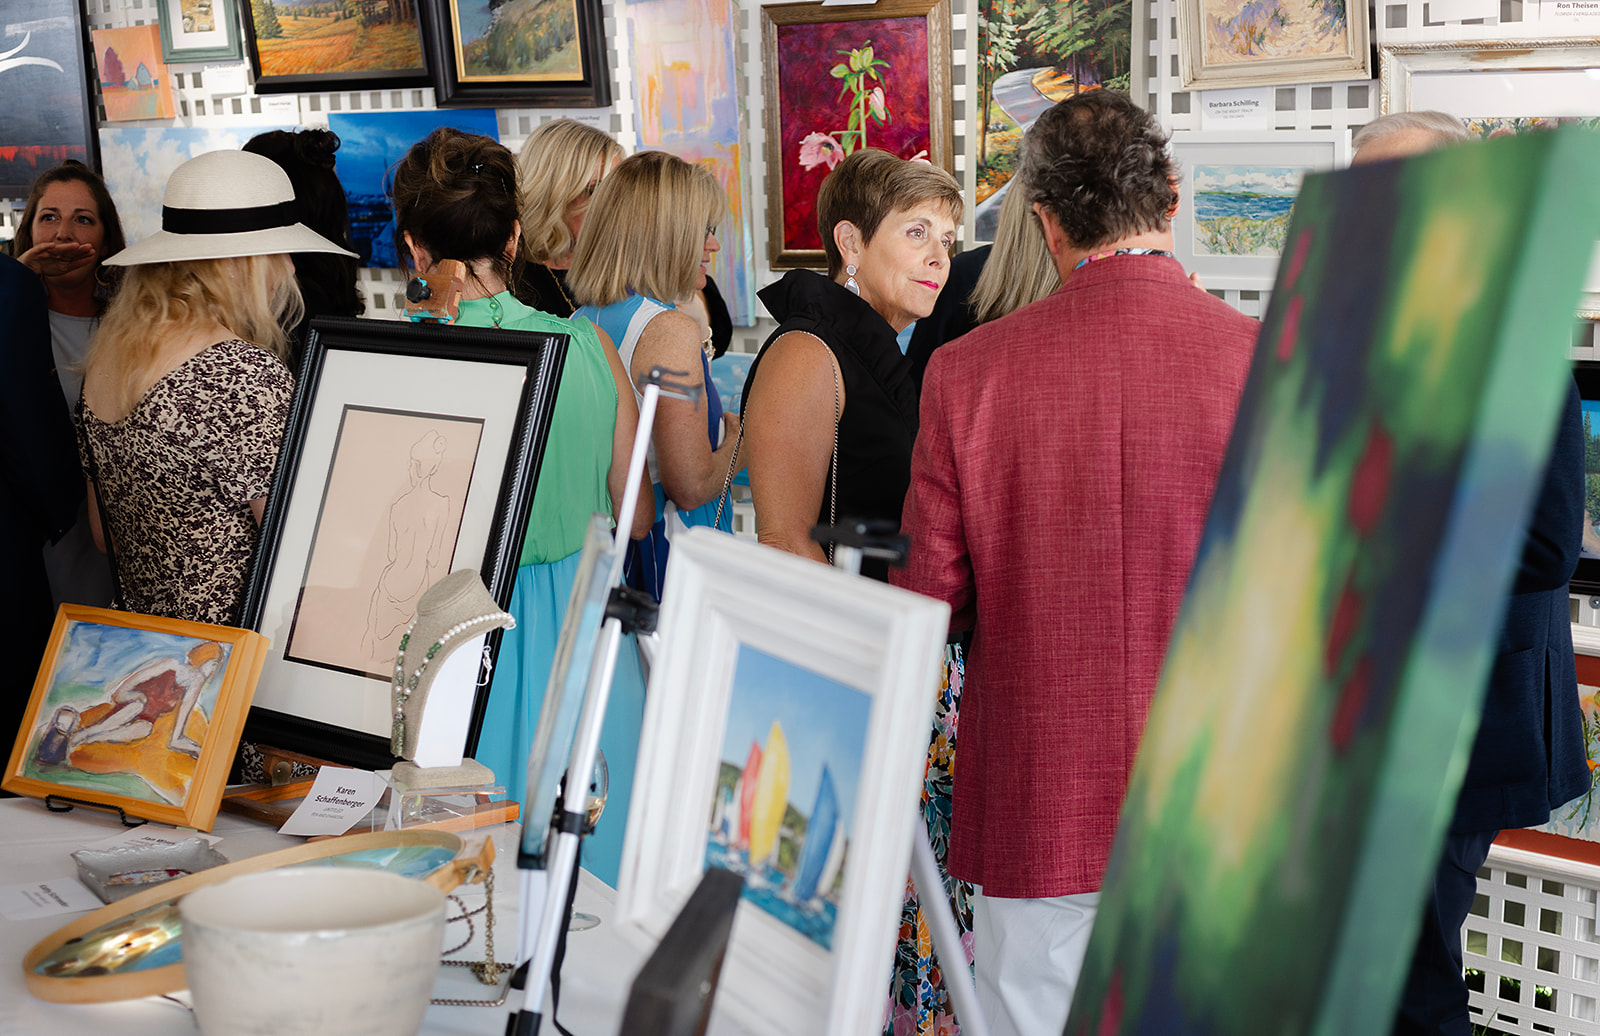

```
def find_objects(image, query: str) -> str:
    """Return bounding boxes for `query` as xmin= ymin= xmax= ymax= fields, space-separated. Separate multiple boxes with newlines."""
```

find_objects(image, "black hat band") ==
xmin=161 ymin=200 xmax=297 ymax=235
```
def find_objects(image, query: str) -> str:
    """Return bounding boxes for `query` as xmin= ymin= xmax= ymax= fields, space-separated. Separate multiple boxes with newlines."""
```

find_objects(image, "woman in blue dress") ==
xmin=567 ymin=151 xmax=745 ymax=600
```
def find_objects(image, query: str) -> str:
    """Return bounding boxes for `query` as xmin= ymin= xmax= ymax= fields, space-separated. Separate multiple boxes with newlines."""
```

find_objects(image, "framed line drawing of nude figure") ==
xmin=239 ymin=317 xmax=568 ymax=769
xmin=283 ymin=407 xmax=484 ymax=680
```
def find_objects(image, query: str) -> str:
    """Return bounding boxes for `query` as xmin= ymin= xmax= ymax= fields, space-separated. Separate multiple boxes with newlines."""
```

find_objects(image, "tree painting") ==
xmin=974 ymin=0 xmax=1131 ymax=238
xmin=100 ymin=47 xmax=125 ymax=88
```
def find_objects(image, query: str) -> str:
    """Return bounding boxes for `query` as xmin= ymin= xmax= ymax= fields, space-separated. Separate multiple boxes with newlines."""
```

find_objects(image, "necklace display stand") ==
xmin=506 ymin=367 xmax=698 ymax=1036
xmin=387 ymin=569 xmax=516 ymax=829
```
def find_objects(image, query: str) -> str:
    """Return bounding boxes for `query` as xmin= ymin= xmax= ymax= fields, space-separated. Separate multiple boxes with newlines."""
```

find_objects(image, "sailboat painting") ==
xmin=706 ymin=643 xmax=871 ymax=950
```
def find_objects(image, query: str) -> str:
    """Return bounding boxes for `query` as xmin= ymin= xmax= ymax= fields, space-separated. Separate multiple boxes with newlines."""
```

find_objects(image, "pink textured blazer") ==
xmin=895 ymin=254 xmax=1259 ymax=897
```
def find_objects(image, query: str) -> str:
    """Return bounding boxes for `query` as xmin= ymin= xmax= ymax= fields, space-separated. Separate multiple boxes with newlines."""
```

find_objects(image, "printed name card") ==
xmin=278 ymin=767 xmax=387 ymax=837
xmin=0 ymin=878 xmax=101 ymax=920
xmin=1199 ymin=88 xmax=1274 ymax=131
xmin=1545 ymin=0 xmax=1600 ymax=23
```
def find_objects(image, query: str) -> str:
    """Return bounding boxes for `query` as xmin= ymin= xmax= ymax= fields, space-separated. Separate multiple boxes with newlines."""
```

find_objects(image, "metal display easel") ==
xmin=505 ymin=367 xmax=696 ymax=1036
xmin=819 ymin=519 xmax=990 ymax=1036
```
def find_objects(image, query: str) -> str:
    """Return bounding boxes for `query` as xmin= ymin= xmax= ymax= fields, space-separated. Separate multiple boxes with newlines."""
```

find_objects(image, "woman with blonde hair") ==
xmin=568 ymin=149 xmax=743 ymax=600
xmin=513 ymin=117 xmax=624 ymax=317
xmin=80 ymin=149 xmax=353 ymax=624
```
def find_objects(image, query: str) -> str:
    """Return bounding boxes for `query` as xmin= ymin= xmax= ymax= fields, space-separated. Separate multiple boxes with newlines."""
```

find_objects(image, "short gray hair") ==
xmin=1351 ymin=111 xmax=1471 ymax=156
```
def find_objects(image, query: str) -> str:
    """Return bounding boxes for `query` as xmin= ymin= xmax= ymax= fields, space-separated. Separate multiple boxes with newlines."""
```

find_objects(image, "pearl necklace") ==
xmin=390 ymin=612 xmax=515 ymax=756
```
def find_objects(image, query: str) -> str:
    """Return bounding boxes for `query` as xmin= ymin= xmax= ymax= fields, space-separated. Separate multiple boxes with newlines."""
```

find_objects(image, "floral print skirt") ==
xmin=883 ymin=643 xmax=975 ymax=1036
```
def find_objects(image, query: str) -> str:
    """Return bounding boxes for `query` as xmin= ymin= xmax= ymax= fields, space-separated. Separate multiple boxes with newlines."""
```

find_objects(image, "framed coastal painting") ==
xmin=1380 ymin=39 xmax=1600 ymax=320
xmin=1177 ymin=0 xmax=1370 ymax=90
xmin=1065 ymin=129 xmax=1600 ymax=1035
xmin=616 ymin=529 xmax=948 ymax=1035
xmin=971 ymin=0 xmax=1139 ymax=242
xmin=91 ymin=25 xmax=177 ymax=122
xmin=326 ymin=109 xmax=500 ymax=268
xmin=238 ymin=317 xmax=567 ymax=769
xmin=760 ymin=0 xmax=953 ymax=268
xmin=0 ymin=0 xmax=99 ymax=197
xmin=1169 ymin=130 xmax=1349 ymax=291
xmin=243 ymin=0 xmax=428 ymax=93
xmin=157 ymin=0 xmax=246 ymax=64
xmin=3 ymin=606 xmax=268 ymax=831
xmin=419 ymin=0 xmax=611 ymax=107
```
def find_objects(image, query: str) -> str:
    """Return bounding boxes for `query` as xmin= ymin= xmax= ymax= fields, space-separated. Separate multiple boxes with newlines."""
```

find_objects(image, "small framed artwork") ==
xmin=238 ymin=316 xmax=568 ymax=770
xmin=91 ymin=25 xmax=178 ymax=122
xmin=1168 ymin=130 xmax=1349 ymax=291
xmin=616 ymin=528 xmax=949 ymax=1035
xmin=1176 ymin=0 xmax=1370 ymax=90
xmin=156 ymin=0 xmax=245 ymax=64
xmin=0 ymin=0 xmax=100 ymax=197
xmin=760 ymin=0 xmax=954 ymax=269
xmin=243 ymin=0 xmax=429 ymax=93
xmin=1380 ymin=38 xmax=1600 ymax=320
xmin=3 ymin=606 xmax=268 ymax=831
xmin=418 ymin=0 xmax=611 ymax=108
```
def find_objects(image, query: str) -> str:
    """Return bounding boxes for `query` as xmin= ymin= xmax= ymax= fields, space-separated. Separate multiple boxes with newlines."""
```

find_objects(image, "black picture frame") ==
xmin=238 ymin=316 xmax=567 ymax=769
xmin=1572 ymin=360 xmax=1600 ymax=596
xmin=0 ymin=0 xmax=99 ymax=198
xmin=241 ymin=0 xmax=431 ymax=95
xmin=418 ymin=0 xmax=610 ymax=108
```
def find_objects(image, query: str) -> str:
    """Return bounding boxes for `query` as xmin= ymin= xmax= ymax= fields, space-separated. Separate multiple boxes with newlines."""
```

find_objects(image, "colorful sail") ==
xmin=736 ymin=741 xmax=761 ymax=850
xmin=790 ymin=764 xmax=838 ymax=902
xmin=748 ymin=721 xmax=791 ymax=864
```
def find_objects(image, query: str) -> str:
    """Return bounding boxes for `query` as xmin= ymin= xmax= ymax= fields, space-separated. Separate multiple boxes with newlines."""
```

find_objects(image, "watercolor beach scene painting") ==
xmin=705 ymin=644 xmax=871 ymax=951
xmin=1192 ymin=164 xmax=1306 ymax=256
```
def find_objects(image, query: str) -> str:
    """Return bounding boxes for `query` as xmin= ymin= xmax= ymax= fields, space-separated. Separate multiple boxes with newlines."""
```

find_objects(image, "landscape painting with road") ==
xmin=975 ymin=0 xmax=1131 ymax=239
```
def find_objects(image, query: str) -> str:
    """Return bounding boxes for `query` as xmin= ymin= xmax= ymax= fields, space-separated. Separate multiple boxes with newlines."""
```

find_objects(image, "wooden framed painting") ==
xmin=1380 ymin=38 xmax=1600 ymax=321
xmin=616 ymin=529 xmax=949 ymax=1035
xmin=1176 ymin=0 xmax=1370 ymax=91
xmin=760 ymin=0 xmax=953 ymax=269
xmin=3 ymin=606 xmax=268 ymax=832
xmin=157 ymin=0 xmax=246 ymax=64
xmin=91 ymin=25 xmax=177 ymax=123
xmin=0 ymin=0 xmax=99 ymax=197
xmin=243 ymin=0 xmax=429 ymax=93
xmin=1169 ymin=130 xmax=1349 ymax=291
xmin=237 ymin=317 xmax=566 ymax=771
xmin=418 ymin=0 xmax=611 ymax=108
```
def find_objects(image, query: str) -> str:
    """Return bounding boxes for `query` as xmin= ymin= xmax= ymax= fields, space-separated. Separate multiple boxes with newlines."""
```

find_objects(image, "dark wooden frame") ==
xmin=760 ymin=0 xmax=953 ymax=269
xmin=0 ymin=0 xmax=99 ymax=198
xmin=242 ymin=0 xmax=431 ymax=94
xmin=418 ymin=0 xmax=611 ymax=108
xmin=238 ymin=316 xmax=567 ymax=770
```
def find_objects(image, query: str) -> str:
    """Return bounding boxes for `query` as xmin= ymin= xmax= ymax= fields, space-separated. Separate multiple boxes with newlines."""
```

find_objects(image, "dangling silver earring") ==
xmin=845 ymin=263 xmax=860 ymax=295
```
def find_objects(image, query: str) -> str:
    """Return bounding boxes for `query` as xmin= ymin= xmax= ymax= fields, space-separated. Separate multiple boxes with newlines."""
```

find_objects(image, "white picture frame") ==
xmin=1380 ymin=38 xmax=1600 ymax=319
xmin=614 ymin=528 xmax=949 ymax=1035
xmin=1169 ymin=130 xmax=1350 ymax=291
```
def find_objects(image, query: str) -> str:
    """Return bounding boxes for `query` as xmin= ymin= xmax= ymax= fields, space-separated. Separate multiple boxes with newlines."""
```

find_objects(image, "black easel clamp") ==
xmin=812 ymin=518 xmax=911 ymax=568
xmin=44 ymin=794 xmax=148 ymax=827
xmin=605 ymin=585 xmax=659 ymax=635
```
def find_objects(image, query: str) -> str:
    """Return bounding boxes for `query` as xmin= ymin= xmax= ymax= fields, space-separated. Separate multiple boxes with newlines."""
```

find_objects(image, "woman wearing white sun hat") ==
xmin=78 ymin=148 xmax=354 ymax=625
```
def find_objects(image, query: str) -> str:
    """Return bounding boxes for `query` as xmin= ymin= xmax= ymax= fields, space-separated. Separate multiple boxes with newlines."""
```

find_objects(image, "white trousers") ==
xmin=971 ymin=886 xmax=1101 ymax=1036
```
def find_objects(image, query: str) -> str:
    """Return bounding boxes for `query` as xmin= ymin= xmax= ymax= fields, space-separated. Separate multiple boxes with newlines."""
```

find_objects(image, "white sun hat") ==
xmin=106 ymin=148 xmax=357 ymax=266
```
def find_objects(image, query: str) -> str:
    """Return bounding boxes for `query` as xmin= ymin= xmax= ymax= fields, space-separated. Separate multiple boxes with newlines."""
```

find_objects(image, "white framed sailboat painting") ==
xmin=705 ymin=644 xmax=870 ymax=950
xmin=615 ymin=529 xmax=948 ymax=1036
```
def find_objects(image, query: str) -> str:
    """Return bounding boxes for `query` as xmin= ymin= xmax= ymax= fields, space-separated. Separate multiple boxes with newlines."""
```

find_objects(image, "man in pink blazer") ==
xmin=895 ymin=90 xmax=1258 ymax=1035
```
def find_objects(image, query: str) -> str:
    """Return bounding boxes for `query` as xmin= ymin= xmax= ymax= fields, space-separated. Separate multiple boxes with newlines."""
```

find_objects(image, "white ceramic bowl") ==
xmin=180 ymin=867 xmax=446 ymax=1036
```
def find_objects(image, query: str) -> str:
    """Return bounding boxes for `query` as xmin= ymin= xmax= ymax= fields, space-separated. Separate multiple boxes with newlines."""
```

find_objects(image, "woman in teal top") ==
xmin=568 ymin=151 xmax=744 ymax=601
xmin=391 ymin=131 xmax=652 ymax=880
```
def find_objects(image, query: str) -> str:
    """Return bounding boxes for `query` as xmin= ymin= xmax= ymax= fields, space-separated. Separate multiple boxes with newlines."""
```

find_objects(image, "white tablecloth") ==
xmin=0 ymin=796 xmax=695 ymax=1036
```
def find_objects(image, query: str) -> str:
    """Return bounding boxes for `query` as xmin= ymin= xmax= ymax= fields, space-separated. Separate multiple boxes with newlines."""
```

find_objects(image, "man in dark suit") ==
xmin=1352 ymin=112 xmax=1593 ymax=1036
xmin=1 ymin=252 xmax=83 ymax=746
